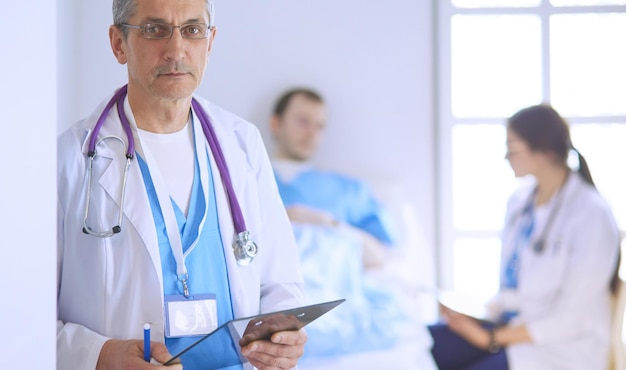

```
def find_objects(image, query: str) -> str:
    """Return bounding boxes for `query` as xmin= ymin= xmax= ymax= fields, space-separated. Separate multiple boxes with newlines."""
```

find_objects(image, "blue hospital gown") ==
xmin=274 ymin=168 xmax=397 ymax=245
xmin=274 ymin=167 xmax=406 ymax=357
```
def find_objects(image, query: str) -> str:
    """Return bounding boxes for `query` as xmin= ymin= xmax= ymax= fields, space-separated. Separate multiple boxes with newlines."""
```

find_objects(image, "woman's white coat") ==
xmin=493 ymin=173 xmax=619 ymax=370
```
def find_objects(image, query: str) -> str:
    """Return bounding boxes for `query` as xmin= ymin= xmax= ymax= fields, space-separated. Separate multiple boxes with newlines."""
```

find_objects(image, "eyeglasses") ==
xmin=121 ymin=22 xmax=212 ymax=40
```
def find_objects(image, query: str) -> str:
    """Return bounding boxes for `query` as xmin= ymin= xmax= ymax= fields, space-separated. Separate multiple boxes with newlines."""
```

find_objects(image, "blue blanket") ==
xmin=294 ymin=223 xmax=408 ymax=358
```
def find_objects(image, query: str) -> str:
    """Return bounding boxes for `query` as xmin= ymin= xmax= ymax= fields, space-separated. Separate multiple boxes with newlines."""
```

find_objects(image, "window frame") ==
xmin=435 ymin=0 xmax=626 ymax=291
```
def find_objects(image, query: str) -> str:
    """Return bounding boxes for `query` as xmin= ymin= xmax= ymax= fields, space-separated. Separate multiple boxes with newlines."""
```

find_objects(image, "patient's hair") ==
xmin=273 ymin=88 xmax=324 ymax=118
xmin=507 ymin=104 xmax=594 ymax=187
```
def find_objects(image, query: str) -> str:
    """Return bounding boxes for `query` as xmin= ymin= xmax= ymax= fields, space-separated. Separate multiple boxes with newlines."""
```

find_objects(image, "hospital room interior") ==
xmin=7 ymin=0 xmax=626 ymax=369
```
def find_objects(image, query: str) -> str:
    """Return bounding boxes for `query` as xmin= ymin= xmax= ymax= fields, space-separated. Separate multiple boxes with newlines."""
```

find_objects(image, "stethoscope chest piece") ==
xmin=532 ymin=240 xmax=545 ymax=254
xmin=233 ymin=231 xmax=258 ymax=266
xmin=84 ymin=85 xmax=261 ymax=265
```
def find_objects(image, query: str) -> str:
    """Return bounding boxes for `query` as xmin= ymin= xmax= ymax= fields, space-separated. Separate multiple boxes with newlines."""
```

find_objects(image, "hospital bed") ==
xmin=292 ymin=176 xmax=439 ymax=370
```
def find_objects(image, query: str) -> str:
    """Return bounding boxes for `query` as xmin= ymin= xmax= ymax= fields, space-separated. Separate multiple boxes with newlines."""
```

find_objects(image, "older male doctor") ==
xmin=57 ymin=0 xmax=305 ymax=369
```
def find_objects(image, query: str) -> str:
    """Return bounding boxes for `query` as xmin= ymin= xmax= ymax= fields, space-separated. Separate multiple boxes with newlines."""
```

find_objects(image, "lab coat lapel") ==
xmin=80 ymin=95 xmax=163 ymax=288
xmin=196 ymin=103 xmax=256 ymax=318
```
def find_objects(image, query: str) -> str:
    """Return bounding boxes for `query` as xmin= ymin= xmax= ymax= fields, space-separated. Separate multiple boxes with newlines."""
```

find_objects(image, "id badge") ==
xmin=164 ymin=294 xmax=218 ymax=338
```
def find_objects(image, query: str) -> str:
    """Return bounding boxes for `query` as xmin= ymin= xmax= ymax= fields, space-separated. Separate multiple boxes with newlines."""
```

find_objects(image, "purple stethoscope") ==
xmin=82 ymin=84 xmax=258 ymax=265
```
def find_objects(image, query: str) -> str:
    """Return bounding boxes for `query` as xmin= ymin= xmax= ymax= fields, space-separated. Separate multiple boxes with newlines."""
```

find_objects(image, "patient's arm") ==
xmin=352 ymin=227 xmax=387 ymax=269
xmin=286 ymin=205 xmax=337 ymax=227
xmin=285 ymin=205 xmax=388 ymax=269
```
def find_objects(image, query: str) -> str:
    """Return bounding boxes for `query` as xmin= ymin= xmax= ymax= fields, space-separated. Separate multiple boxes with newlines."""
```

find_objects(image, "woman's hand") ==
xmin=439 ymin=303 xmax=490 ymax=349
xmin=440 ymin=303 xmax=532 ymax=350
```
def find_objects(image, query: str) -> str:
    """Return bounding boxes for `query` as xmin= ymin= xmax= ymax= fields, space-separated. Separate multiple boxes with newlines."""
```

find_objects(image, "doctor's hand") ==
xmin=440 ymin=303 xmax=490 ymax=350
xmin=96 ymin=339 xmax=183 ymax=370
xmin=240 ymin=328 xmax=307 ymax=370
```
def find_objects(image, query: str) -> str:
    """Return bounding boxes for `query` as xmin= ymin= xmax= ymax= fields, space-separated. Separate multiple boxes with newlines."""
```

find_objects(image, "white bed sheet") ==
xmin=297 ymin=248 xmax=439 ymax=370
xmin=298 ymin=323 xmax=437 ymax=370
xmin=296 ymin=175 xmax=440 ymax=370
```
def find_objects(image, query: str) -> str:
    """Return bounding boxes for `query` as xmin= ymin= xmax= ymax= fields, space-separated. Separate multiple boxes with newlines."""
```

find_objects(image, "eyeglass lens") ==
xmin=142 ymin=23 xmax=209 ymax=39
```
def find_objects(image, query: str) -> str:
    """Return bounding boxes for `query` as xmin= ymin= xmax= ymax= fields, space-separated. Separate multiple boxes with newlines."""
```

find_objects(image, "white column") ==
xmin=0 ymin=2 xmax=58 ymax=369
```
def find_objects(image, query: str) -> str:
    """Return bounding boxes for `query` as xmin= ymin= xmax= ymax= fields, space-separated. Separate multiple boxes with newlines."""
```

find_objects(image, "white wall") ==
xmin=57 ymin=0 xmax=437 ymax=292
xmin=202 ymin=2 xmax=436 ymax=286
xmin=0 ymin=2 xmax=57 ymax=369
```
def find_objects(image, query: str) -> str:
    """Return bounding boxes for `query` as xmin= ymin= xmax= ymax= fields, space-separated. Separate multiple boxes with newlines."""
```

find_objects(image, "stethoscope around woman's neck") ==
xmin=519 ymin=171 xmax=569 ymax=253
xmin=82 ymin=84 xmax=258 ymax=265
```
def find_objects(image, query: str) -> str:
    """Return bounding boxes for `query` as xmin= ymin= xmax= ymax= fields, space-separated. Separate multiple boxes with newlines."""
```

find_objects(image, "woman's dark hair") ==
xmin=507 ymin=104 xmax=594 ymax=187
xmin=509 ymin=104 xmax=621 ymax=295
xmin=610 ymin=253 xmax=622 ymax=296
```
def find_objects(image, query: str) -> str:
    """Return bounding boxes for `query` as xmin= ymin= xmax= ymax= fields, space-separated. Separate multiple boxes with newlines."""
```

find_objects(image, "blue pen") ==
xmin=143 ymin=323 xmax=151 ymax=362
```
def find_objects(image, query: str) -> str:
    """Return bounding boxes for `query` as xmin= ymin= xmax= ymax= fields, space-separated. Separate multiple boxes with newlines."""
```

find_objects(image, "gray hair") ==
xmin=112 ymin=0 xmax=215 ymax=38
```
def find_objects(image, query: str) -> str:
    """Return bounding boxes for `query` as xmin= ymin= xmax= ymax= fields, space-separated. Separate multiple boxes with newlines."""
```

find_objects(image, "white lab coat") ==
xmin=491 ymin=172 xmax=620 ymax=370
xmin=57 ymin=90 xmax=304 ymax=370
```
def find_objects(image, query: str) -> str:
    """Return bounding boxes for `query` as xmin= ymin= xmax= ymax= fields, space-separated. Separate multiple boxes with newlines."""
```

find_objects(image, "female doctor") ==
xmin=429 ymin=104 xmax=620 ymax=370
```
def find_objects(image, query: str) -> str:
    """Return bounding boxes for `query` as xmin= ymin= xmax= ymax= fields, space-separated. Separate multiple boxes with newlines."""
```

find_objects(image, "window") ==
xmin=437 ymin=1 xmax=626 ymax=303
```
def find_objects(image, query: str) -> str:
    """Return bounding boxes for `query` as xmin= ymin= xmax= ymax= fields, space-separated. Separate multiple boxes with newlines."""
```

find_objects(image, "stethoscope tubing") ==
xmin=516 ymin=181 xmax=567 ymax=254
xmin=192 ymin=98 xmax=247 ymax=232
xmin=88 ymin=85 xmax=134 ymax=158
xmin=84 ymin=85 xmax=252 ymax=241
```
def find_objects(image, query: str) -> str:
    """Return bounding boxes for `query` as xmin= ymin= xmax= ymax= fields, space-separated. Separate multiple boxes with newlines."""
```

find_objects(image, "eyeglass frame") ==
xmin=120 ymin=22 xmax=214 ymax=40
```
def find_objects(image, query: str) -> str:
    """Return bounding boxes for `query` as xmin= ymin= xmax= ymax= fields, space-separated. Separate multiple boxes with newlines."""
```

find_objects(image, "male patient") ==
xmin=268 ymin=88 xmax=405 ymax=357
xmin=269 ymin=88 xmax=397 ymax=269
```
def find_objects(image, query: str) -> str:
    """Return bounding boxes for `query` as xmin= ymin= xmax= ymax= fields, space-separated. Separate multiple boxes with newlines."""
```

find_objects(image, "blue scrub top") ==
xmin=138 ymin=147 xmax=243 ymax=370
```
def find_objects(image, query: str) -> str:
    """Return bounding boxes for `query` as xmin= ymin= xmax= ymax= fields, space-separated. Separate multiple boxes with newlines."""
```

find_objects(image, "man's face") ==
xmin=272 ymin=94 xmax=327 ymax=161
xmin=110 ymin=0 xmax=216 ymax=102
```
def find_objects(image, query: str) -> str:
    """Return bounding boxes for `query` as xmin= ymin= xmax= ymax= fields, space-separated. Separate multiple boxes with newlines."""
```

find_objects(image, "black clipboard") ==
xmin=163 ymin=298 xmax=345 ymax=368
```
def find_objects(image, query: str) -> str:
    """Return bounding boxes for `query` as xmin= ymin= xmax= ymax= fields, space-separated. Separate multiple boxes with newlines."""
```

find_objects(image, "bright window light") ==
xmin=550 ymin=13 xmax=626 ymax=117
xmin=570 ymin=124 xmax=626 ymax=229
xmin=551 ymin=0 xmax=626 ymax=5
xmin=451 ymin=15 xmax=542 ymax=118
xmin=453 ymin=237 xmax=502 ymax=301
xmin=452 ymin=124 xmax=516 ymax=231
xmin=453 ymin=0 xmax=540 ymax=8
xmin=441 ymin=1 xmax=626 ymax=300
